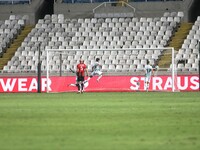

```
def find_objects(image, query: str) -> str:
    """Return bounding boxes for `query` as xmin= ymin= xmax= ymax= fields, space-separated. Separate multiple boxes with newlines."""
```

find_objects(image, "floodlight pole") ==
xmin=37 ymin=43 xmax=41 ymax=93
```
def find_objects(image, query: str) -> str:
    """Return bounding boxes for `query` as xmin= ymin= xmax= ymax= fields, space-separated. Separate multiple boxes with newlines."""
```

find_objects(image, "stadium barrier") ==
xmin=0 ymin=75 xmax=199 ymax=92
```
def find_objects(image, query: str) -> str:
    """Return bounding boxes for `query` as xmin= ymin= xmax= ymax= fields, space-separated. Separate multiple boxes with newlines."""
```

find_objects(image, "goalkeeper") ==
xmin=76 ymin=59 xmax=88 ymax=93
xmin=68 ymin=67 xmax=88 ymax=89
xmin=87 ymin=58 xmax=103 ymax=82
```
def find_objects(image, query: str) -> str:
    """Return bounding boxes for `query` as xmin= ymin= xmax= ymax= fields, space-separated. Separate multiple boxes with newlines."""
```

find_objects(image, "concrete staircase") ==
xmin=158 ymin=22 xmax=193 ymax=68
xmin=0 ymin=25 xmax=33 ymax=70
xmin=117 ymin=0 xmax=128 ymax=6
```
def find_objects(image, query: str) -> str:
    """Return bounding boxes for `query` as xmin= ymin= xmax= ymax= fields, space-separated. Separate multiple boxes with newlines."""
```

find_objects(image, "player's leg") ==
xmin=68 ymin=76 xmax=78 ymax=87
xmin=146 ymin=81 xmax=149 ymax=92
xmin=87 ymin=72 xmax=94 ymax=81
xmin=86 ymin=76 xmax=91 ymax=81
xmin=80 ymin=76 xmax=84 ymax=93
xmin=146 ymin=76 xmax=151 ymax=92
xmin=77 ymin=76 xmax=82 ymax=93
xmin=81 ymin=82 xmax=84 ymax=92
xmin=77 ymin=83 xmax=81 ymax=93
xmin=144 ymin=76 xmax=148 ymax=91
xmin=97 ymin=71 xmax=103 ymax=82
xmin=68 ymin=83 xmax=77 ymax=87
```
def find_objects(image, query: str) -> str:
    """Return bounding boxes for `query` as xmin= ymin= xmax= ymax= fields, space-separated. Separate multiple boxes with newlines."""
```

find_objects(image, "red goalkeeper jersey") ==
xmin=77 ymin=63 xmax=87 ymax=76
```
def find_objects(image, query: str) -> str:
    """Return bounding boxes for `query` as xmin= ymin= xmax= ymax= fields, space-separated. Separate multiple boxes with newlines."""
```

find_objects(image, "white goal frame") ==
xmin=46 ymin=47 xmax=177 ymax=93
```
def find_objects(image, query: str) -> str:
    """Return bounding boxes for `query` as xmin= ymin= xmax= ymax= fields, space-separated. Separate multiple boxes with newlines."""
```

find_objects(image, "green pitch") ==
xmin=0 ymin=92 xmax=200 ymax=150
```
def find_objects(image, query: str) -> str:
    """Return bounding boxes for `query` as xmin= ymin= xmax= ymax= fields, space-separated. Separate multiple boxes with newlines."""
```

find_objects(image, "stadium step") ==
xmin=0 ymin=25 xmax=34 ymax=70
xmin=117 ymin=0 xmax=128 ymax=6
xmin=158 ymin=22 xmax=193 ymax=68
xmin=169 ymin=22 xmax=193 ymax=50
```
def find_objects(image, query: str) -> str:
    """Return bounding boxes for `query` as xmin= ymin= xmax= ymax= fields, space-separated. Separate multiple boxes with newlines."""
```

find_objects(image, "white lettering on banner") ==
xmin=140 ymin=77 xmax=145 ymax=90
xmin=129 ymin=77 xmax=147 ymax=90
xmin=0 ymin=78 xmax=52 ymax=92
xmin=190 ymin=76 xmax=199 ymax=90
xmin=164 ymin=77 xmax=172 ymax=90
xmin=130 ymin=77 xmax=140 ymax=90
xmin=0 ymin=78 xmax=16 ymax=91
xmin=18 ymin=78 xmax=28 ymax=91
xmin=130 ymin=76 xmax=199 ymax=91
xmin=152 ymin=77 xmax=163 ymax=90
xmin=29 ymin=78 xmax=37 ymax=91
xmin=177 ymin=77 xmax=188 ymax=90
xmin=42 ymin=78 xmax=52 ymax=91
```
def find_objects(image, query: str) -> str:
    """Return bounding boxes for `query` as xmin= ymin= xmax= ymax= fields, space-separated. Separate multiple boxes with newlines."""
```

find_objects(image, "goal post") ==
xmin=45 ymin=47 xmax=178 ymax=93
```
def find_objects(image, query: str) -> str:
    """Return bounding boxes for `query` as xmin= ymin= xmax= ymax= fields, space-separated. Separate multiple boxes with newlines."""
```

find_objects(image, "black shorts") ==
xmin=77 ymin=75 xmax=84 ymax=82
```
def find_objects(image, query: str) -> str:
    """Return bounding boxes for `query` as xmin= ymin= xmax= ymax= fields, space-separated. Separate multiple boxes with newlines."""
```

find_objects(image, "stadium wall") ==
xmin=0 ymin=0 xmax=196 ymax=24
xmin=188 ymin=0 xmax=200 ymax=22
xmin=54 ymin=0 xmax=194 ymax=22
xmin=0 ymin=0 xmax=47 ymax=25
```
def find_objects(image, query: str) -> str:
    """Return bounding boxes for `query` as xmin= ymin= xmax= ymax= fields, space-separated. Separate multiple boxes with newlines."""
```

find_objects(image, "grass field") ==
xmin=0 ymin=92 xmax=200 ymax=150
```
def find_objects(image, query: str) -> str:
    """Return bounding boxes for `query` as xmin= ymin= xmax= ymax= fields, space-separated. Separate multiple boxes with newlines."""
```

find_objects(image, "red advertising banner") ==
xmin=0 ymin=75 xmax=199 ymax=93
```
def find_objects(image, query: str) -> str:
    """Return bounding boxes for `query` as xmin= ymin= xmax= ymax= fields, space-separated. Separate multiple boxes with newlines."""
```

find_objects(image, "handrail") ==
xmin=93 ymin=2 xmax=106 ymax=14
xmin=93 ymin=1 xmax=135 ymax=14
xmin=123 ymin=1 xmax=136 ymax=13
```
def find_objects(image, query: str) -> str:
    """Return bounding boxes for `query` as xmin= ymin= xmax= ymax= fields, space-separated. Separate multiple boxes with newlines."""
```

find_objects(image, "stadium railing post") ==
xmin=60 ymin=53 xmax=62 ymax=76
xmin=37 ymin=44 xmax=41 ymax=93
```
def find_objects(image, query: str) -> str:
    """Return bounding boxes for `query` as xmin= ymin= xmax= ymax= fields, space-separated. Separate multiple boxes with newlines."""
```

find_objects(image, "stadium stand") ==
xmin=0 ymin=0 xmax=199 ymax=75
xmin=175 ymin=16 xmax=200 ymax=72
xmin=0 ymin=15 xmax=25 ymax=58
xmin=0 ymin=15 xmax=31 ymax=72
xmin=2 ymin=11 xmax=184 ymax=73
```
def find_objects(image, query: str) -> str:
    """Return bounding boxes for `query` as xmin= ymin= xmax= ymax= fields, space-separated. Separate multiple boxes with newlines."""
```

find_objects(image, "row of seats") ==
xmin=5 ymin=48 xmax=161 ymax=72
xmin=23 ymin=14 xmax=179 ymax=50
xmin=0 ymin=15 xmax=25 ymax=57
xmin=3 ymin=12 xmax=182 ymax=73
xmin=174 ymin=16 xmax=200 ymax=72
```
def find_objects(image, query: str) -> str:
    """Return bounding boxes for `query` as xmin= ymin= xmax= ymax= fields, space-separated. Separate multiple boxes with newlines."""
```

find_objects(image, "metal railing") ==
xmin=93 ymin=1 xmax=135 ymax=14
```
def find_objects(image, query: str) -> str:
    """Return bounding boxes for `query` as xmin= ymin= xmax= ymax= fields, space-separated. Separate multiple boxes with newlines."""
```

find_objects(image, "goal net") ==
xmin=45 ymin=47 xmax=179 ymax=93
